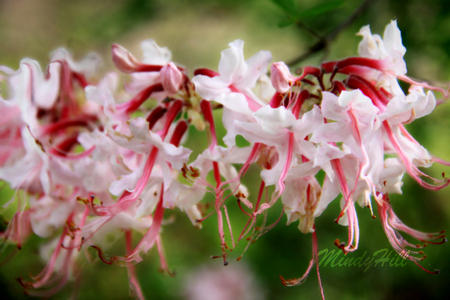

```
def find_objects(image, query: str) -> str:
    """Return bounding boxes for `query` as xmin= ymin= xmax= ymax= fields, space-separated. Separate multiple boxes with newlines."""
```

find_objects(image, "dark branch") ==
xmin=287 ymin=0 xmax=375 ymax=67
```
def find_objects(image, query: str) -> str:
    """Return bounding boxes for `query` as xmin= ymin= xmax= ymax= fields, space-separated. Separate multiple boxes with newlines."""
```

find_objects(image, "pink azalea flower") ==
xmin=192 ymin=39 xmax=272 ymax=111
xmin=1 ymin=19 xmax=449 ymax=300
xmin=358 ymin=20 xmax=407 ymax=76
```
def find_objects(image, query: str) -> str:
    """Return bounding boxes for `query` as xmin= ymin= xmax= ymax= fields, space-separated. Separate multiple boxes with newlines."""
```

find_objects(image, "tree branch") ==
xmin=287 ymin=0 xmax=375 ymax=67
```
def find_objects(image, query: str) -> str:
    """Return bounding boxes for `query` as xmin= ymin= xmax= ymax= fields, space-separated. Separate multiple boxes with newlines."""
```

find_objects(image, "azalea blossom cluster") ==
xmin=0 ymin=20 xmax=448 ymax=299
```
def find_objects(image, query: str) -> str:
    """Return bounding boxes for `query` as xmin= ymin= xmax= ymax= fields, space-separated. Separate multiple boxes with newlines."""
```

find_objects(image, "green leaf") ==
xmin=271 ymin=0 xmax=299 ymax=18
xmin=297 ymin=0 xmax=344 ymax=19
xmin=277 ymin=16 xmax=295 ymax=28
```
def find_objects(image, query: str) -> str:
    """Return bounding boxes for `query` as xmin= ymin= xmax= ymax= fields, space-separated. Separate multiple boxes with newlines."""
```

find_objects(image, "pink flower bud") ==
xmin=111 ymin=44 xmax=162 ymax=73
xmin=111 ymin=44 xmax=141 ymax=73
xmin=160 ymin=62 xmax=183 ymax=94
xmin=270 ymin=61 xmax=296 ymax=93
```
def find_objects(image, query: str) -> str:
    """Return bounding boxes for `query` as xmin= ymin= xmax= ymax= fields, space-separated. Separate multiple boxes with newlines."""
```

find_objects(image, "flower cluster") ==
xmin=0 ymin=20 xmax=448 ymax=299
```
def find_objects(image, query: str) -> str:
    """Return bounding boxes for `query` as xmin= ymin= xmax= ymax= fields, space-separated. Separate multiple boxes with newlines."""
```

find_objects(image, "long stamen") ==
xmin=125 ymin=230 xmax=145 ymax=300
xmin=397 ymin=74 xmax=450 ymax=98
xmin=238 ymin=143 xmax=261 ymax=177
xmin=332 ymin=159 xmax=359 ymax=252
xmin=346 ymin=75 xmax=388 ymax=109
xmin=200 ymin=100 xmax=218 ymax=149
xmin=212 ymin=161 xmax=229 ymax=265
xmin=156 ymin=236 xmax=175 ymax=276
xmin=92 ymin=184 xmax=166 ymax=265
xmin=146 ymin=106 xmax=167 ymax=130
xmin=256 ymin=132 xmax=294 ymax=215
xmin=37 ymin=114 xmax=97 ymax=137
xmin=237 ymin=180 xmax=265 ymax=246
xmin=223 ymin=205 xmax=235 ymax=249
xmin=279 ymin=228 xmax=325 ymax=300
xmin=158 ymin=99 xmax=183 ymax=138
xmin=292 ymin=90 xmax=309 ymax=119
xmin=323 ymin=57 xmax=384 ymax=82
xmin=377 ymin=195 xmax=444 ymax=274
xmin=115 ymin=83 xmax=164 ymax=114
xmin=383 ymin=121 xmax=449 ymax=190
xmin=18 ymin=213 xmax=75 ymax=292
xmin=313 ymin=230 xmax=325 ymax=300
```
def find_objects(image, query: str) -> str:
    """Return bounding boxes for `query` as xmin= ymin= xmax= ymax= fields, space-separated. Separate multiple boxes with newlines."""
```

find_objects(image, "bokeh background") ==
xmin=1 ymin=0 xmax=450 ymax=299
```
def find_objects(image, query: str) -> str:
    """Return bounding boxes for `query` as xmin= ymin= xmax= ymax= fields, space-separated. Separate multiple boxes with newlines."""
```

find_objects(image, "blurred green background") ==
xmin=1 ymin=0 xmax=450 ymax=299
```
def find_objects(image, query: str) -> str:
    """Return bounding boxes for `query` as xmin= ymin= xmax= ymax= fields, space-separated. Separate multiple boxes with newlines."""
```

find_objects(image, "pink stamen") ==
xmin=295 ymin=66 xmax=322 ymax=81
xmin=125 ymin=230 xmax=145 ymax=300
xmin=49 ymin=145 xmax=95 ymax=160
xmin=279 ymin=228 xmax=325 ymax=300
xmin=193 ymin=68 xmax=219 ymax=77
xmin=158 ymin=99 xmax=183 ymax=139
xmin=383 ymin=121 xmax=449 ymax=190
xmin=347 ymin=107 xmax=375 ymax=198
xmin=146 ymin=106 xmax=167 ymax=130
xmin=277 ymin=132 xmax=295 ymax=195
xmin=93 ymin=184 xmax=166 ymax=264
xmin=116 ymin=83 xmax=164 ymax=114
xmin=38 ymin=114 xmax=97 ymax=137
xmin=377 ymin=195 xmax=444 ymax=274
xmin=71 ymin=71 xmax=89 ymax=88
xmin=200 ymin=100 xmax=218 ymax=149
xmin=19 ymin=214 xmax=74 ymax=291
xmin=397 ymin=75 xmax=450 ymax=98
xmin=53 ymin=135 xmax=78 ymax=153
xmin=238 ymin=143 xmax=261 ymax=178
xmin=76 ymin=206 xmax=89 ymax=251
xmin=169 ymin=121 xmax=188 ymax=147
xmin=223 ymin=205 xmax=235 ymax=249
xmin=254 ymin=180 xmax=265 ymax=214
xmin=346 ymin=75 xmax=388 ymax=109
xmin=91 ymin=146 xmax=159 ymax=217
xmin=90 ymin=97 xmax=181 ymax=216
xmin=330 ymin=80 xmax=347 ymax=95
xmin=399 ymin=124 xmax=417 ymax=143
xmin=331 ymin=159 xmax=359 ymax=252
xmin=237 ymin=200 xmax=252 ymax=217
xmin=292 ymin=90 xmax=309 ymax=119
xmin=256 ymin=132 xmax=294 ymax=215
xmin=313 ymin=230 xmax=325 ymax=300
xmin=237 ymin=181 xmax=265 ymax=244
xmin=324 ymin=57 xmax=384 ymax=82
xmin=156 ymin=236 xmax=175 ymax=276
xmin=210 ymin=160 xmax=230 ymax=265
xmin=280 ymin=258 xmax=314 ymax=286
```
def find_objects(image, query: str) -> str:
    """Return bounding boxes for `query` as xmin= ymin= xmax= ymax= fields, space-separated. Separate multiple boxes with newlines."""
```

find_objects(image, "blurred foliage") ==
xmin=272 ymin=0 xmax=345 ymax=27
xmin=1 ymin=0 xmax=450 ymax=299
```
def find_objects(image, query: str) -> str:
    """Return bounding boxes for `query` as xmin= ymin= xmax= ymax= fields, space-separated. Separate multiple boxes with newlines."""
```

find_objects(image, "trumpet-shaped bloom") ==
xmin=1 ymin=20 xmax=449 ymax=300
xmin=192 ymin=39 xmax=272 ymax=111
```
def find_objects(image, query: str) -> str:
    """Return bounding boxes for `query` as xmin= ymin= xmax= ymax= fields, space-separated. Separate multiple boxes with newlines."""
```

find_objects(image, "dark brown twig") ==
xmin=287 ymin=0 xmax=375 ymax=67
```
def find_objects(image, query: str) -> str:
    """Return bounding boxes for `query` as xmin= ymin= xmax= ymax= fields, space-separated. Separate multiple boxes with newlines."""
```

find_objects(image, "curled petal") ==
xmin=111 ymin=44 xmax=162 ymax=73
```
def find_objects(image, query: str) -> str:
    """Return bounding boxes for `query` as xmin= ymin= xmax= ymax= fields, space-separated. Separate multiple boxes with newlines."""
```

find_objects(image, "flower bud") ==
xmin=270 ymin=61 xmax=296 ymax=93
xmin=111 ymin=44 xmax=141 ymax=73
xmin=160 ymin=62 xmax=183 ymax=94
xmin=111 ymin=44 xmax=162 ymax=73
